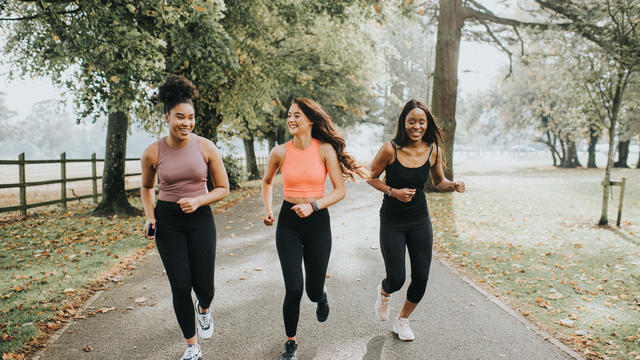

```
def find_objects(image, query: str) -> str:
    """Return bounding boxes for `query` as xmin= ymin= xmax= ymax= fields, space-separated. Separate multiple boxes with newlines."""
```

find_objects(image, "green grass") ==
xmin=0 ymin=180 xmax=264 ymax=357
xmin=429 ymin=165 xmax=640 ymax=360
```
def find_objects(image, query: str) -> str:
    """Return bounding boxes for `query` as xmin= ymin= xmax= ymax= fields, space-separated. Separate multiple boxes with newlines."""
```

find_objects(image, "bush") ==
xmin=223 ymin=155 xmax=246 ymax=191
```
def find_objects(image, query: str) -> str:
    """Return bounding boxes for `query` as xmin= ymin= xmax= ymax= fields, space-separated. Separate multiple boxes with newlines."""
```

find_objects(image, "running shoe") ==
xmin=280 ymin=340 xmax=297 ymax=360
xmin=195 ymin=299 xmax=214 ymax=340
xmin=374 ymin=283 xmax=391 ymax=321
xmin=180 ymin=343 xmax=202 ymax=360
xmin=392 ymin=316 xmax=415 ymax=341
xmin=316 ymin=291 xmax=330 ymax=322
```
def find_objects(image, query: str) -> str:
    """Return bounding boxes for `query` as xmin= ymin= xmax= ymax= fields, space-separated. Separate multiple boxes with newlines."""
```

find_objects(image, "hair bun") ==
xmin=157 ymin=74 xmax=197 ymax=107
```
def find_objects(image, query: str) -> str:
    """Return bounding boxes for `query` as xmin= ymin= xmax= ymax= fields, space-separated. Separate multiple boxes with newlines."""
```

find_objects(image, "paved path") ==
xmin=38 ymin=182 xmax=576 ymax=360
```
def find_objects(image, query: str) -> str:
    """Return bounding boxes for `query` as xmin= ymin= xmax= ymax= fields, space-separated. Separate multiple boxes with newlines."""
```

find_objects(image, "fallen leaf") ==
xmin=96 ymin=307 xmax=116 ymax=313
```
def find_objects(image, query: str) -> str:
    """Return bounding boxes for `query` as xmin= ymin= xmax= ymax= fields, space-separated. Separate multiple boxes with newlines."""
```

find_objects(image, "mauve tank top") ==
xmin=157 ymin=133 xmax=208 ymax=202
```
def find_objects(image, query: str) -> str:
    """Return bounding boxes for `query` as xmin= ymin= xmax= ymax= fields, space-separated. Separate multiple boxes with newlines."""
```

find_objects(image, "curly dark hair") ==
xmin=293 ymin=98 xmax=368 ymax=181
xmin=157 ymin=74 xmax=198 ymax=114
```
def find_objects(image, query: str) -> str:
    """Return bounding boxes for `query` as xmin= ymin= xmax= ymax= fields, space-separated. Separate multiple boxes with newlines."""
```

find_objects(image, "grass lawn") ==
xmin=0 ymin=179 xmax=264 ymax=358
xmin=430 ymin=153 xmax=640 ymax=360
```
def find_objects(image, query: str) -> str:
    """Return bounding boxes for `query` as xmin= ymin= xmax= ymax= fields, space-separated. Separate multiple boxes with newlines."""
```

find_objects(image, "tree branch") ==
xmin=462 ymin=4 xmax=571 ymax=30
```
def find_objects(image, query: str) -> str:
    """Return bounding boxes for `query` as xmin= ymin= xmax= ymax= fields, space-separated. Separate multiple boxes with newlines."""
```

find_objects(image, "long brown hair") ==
xmin=394 ymin=99 xmax=446 ymax=167
xmin=293 ymin=98 xmax=367 ymax=181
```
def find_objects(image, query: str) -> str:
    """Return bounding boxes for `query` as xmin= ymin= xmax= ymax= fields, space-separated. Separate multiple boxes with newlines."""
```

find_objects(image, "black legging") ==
xmin=276 ymin=200 xmax=332 ymax=337
xmin=379 ymin=215 xmax=433 ymax=304
xmin=154 ymin=200 xmax=216 ymax=339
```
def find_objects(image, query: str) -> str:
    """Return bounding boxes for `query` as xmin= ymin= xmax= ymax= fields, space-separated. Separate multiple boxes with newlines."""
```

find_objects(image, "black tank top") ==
xmin=380 ymin=141 xmax=434 ymax=220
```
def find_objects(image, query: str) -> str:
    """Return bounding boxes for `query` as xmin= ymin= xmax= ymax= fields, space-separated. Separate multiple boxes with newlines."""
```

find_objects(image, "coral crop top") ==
xmin=281 ymin=138 xmax=327 ymax=198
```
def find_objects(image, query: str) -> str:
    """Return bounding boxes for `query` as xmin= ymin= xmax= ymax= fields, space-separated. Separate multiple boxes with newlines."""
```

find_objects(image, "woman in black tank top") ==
xmin=366 ymin=99 xmax=465 ymax=341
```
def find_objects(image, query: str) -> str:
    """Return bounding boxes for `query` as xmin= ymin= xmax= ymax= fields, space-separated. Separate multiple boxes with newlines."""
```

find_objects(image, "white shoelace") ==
xmin=183 ymin=344 xmax=200 ymax=360
xmin=198 ymin=310 xmax=211 ymax=329
xmin=380 ymin=295 xmax=390 ymax=313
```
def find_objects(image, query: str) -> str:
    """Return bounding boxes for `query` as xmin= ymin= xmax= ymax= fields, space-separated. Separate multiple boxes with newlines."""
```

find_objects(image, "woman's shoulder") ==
xmin=270 ymin=143 xmax=287 ymax=158
xmin=317 ymin=141 xmax=337 ymax=157
xmin=142 ymin=141 xmax=160 ymax=163
xmin=195 ymin=134 xmax=216 ymax=149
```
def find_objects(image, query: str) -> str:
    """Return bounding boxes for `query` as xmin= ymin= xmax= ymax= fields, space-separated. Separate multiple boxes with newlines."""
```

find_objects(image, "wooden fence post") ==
xmin=60 ymin=152 xmax=67 ymax=210
xmin=18 ymin=153 xmax=26 ymax=215
xmin=616 ymin=177 xmax=626 ymax=227
xmin=91 ymin=153 xmax=98 ymax=203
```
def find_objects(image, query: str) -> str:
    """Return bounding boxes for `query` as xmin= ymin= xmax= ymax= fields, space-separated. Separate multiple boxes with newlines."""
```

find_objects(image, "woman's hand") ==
xmin=264 ymin=211 xmax=275 ymax=226
xmin=453 ymin=180 xmax=466 ymax=193
xmin=177 ymin=197 xmax=201 ymax=214
xmin=392 ymin=188 xmax=416 ymax=203
xmin=292 ymin=203 xmax=314 ymax=218
xmin=143 ymin=218 xmax=156 ymax=240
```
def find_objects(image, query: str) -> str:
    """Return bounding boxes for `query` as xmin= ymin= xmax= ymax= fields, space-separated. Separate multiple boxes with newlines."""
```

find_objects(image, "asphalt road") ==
xmin=38 ymin=181 xmax=576 ymax=360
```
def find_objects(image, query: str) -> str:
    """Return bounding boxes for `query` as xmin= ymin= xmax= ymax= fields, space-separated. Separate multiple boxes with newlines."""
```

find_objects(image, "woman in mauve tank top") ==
xmin=261 ymin=98 xmax=366 ymax=360
xmin=367 ymin=99 xmax=465 ymax=341
xmin=140 ymin=75 xmax=229 ymax=360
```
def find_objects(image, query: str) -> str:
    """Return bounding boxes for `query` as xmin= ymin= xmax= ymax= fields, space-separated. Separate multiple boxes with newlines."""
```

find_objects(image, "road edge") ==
xmin=435 ymin=252 xmax=585 ymax=360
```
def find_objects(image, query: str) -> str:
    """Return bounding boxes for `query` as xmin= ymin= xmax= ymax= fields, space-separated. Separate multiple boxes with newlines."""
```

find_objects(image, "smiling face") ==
xmin=287 ymin=103 xmax=313 ymax=136
xmin=404 ymin=108 xmax=427 ymax=142
xmin=165 ymin=102 xmax=195 ymax=141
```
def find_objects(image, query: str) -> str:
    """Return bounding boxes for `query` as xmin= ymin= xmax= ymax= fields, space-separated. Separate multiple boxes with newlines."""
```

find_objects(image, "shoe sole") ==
xmin=392 ymin=327 xmax=415 ymax=341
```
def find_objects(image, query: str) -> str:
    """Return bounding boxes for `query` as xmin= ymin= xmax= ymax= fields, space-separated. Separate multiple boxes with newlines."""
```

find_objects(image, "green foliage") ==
xmin=365 ymin=6 xmax=436 ymax=141
xmin=1 ymin=0 xmax=228 ymax=121
xmin=217 ymin=1 xmax=381 ymax=143
xmin=222 ymin=155 xmax=245 ymax=191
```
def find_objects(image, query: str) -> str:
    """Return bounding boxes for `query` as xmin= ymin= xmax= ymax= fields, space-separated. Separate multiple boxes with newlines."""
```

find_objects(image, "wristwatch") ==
xmin=386 ymin=187 xmax=392 ymax=197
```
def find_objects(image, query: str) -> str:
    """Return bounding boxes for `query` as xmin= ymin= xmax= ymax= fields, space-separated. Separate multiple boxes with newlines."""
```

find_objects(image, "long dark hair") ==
xmin=393 ymin=99 xmax=445 ymax=165
xmin=157 ymin=74 xmax=198 ymax=114
xmin=293 ymin=98 xmax=367 ymax=181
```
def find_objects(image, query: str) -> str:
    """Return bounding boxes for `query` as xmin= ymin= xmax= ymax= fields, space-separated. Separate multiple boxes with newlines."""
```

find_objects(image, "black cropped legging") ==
xmin=154 ymin=200 xmax=216 ymax=339
xmin=276 ymin=201 xmax=332 ymax=337
xmin=379 ymin=215 xmax=433 ymax=304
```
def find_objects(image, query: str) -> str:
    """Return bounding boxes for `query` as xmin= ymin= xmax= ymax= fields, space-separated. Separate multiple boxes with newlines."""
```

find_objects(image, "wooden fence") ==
xmin=0 ymin=153 xmax=141 ymax=214
xmin=0 ymin=153 xmax=269 ymax=215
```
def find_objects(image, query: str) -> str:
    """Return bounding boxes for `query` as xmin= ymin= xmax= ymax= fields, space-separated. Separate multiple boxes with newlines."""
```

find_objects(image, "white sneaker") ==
xmin=195 ymin=299 xmax=214 ymax=340
xmin=374 ymin=283 xmax=391 ymax=321
xmin=392 ymin=316 xmax=415 ymax=341
xmin=180 ymin=344 xmax=202 ymax=360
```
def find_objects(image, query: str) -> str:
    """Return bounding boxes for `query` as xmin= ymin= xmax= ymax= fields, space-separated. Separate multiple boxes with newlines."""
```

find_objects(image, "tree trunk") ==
xmin=428 ymin=0 xmax=464 ymax=190
xmin=564 ymin=140 xmax=581 ymax=168
xmin=559 ymin=137 xmax=568 ymax=167
xmin=599 ymin=70 xmax=628 ymax=225
xmin=637 ymin=135 xmax=640 ymax=169
xmin=267 ymin=133 xmax=277 ymax=152
xmin=243 ymin=136 xmax=260 ymax=180
xmin=600 ymin=124 xmax=616 ymax=225
xmin=94 ymin=111 xmax=139 ymax=216
xmin=193 ymin=102 xmax=222 ymax=144
xmin=546 ymin=131 xmax=558 ymax=166
xmin=587 ymin=125 xmax=598 ymax=168
xmin=613 ymin=139 xmax=630 ymax=168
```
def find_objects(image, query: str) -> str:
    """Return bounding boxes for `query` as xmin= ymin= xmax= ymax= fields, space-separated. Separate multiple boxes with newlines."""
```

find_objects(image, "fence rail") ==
xmin=0 ymin=152 xmax=141 ymax=215
xmin=0 ymin=153 xmax=269 ymax=215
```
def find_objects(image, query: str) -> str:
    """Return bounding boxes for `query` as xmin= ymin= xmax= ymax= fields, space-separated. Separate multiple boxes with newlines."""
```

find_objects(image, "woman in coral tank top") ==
xmin=140 ymin=75 xmax=229 ymax=360
xmin=261 ymin=98 xmax=366 ymax=360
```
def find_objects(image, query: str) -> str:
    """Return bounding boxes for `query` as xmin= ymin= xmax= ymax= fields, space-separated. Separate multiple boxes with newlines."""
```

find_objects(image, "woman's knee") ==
xmin=385 ymin=273 xmax=406 ymax=293
xmin=284 ymin=283 xmax=304 ymax=302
